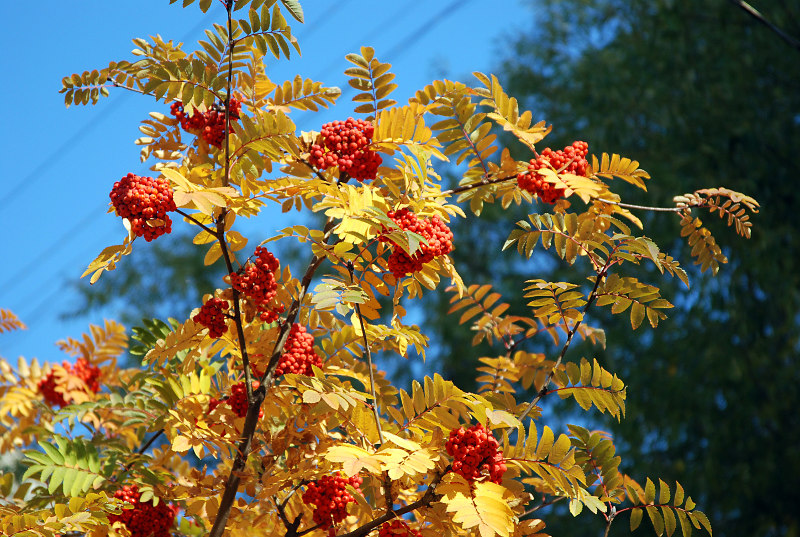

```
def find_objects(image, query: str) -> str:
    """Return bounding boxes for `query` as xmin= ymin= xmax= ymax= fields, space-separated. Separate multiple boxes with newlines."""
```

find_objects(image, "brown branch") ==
xmin=112 ymin=429 xmax=164 ymax=482
xmin=440 ymin=173 xmax=518 ymax=197
xmin=337 ymin=467 xmax=450 ymax=537
xmin=522 ymin=495 xmax=566 ymax=517
xmin=207 ymin=4 xmax=252 ymax=537
xmin=175 ymin=209 xmax=217 ymax=235
xmin=518 ymin=262 xmax=610 ymax=421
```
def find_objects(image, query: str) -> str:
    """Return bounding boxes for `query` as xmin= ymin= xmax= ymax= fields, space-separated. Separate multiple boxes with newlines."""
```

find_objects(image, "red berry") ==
xmin=446 ymin=424 xmax=506 ymax=484
xmin=169 ymin=98 xmax=241 ymax=149
xmin=517 ymin=141 xmax=589 ymax=204
xmin=38 ymin=359 xmax=101 ymax=408
xmin=108 ymin=484 xmax=175 ymax=537
xmin=302 ymin=473 xmax=363 ymax=528
xmin=309 ymin=117 xmax=382 ymax=181
xmin=193 ymin=297 xmax=229 ymax=338
xmin=110 ymin=173 xmax=177 ymax=241
xmin=380 ymin=208 xmax=454 ymax=278
xmin=379 ymin=520 xmax=423 ymax=537
xmin=226 ymin=381 xmax=264 ymax=419
xmin=275 ymin=324 xmax=323 ymax=376
xmin=229 ymin=247 xmax=282 ymax=322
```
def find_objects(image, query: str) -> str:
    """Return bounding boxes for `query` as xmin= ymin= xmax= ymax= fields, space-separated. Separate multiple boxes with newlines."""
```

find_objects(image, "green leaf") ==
xmin=662 ymin=506 xmax=677 ymax=537
xmin=658 ymin=478 xmax=671 ymax=504
xmin=647 ymin=505 xmax=665 ymax=536
xmin=631 ymin=508 xmax=644 ymax=531
xmin=645 ymin=477 xmax=656 ymax=504
xmin=676 ymin=510 xmax=692 ymax=537
xmin=279 ymin=0 xmax=304 ymax=22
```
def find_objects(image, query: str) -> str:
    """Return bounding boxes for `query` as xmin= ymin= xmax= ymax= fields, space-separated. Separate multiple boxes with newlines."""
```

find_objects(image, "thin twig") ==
xmin=207 ymin=4 xmax=252 ymax=537
xmin=518 ymin=262 xmax=609 ymax=421
xmin=113 ymin=429 xmax=165 ymax=481
xmin=175 ymin=209 xmax=217 ymax=234
xmin=349 ymin=263 xmax=385 ymax=445
xmin=439 ymin=173 xmax=518 ymax=197
xmin=336 ymin=467 xmax=450 ymax=537
xmin=597 ymin=198 xmax=683 ymax=213
xmin=522 ymin=495 xmax=566 ymax=516
xmin=730 ymin=0 xmax=800 ymax=51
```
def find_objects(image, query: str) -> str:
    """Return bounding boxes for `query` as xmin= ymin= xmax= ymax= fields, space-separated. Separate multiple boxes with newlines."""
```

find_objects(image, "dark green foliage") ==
xmin=428 ymin=1 xmax=800 ymax=536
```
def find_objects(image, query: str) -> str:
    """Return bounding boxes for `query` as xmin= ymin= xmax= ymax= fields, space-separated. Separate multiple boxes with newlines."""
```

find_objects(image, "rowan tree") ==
xmin=0 ymin=2 xmax=759 ymax=537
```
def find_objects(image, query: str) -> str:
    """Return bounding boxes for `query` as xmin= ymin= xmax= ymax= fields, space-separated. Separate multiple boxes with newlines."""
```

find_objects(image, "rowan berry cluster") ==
xmin=226 ymin=381 xmax=264 ymax=419
xmin=302 ymin=473 xmax=363 ymax=528
xmin=446 ymin=423 xmax=507 ymax=484
xmin=379 ymin=520 xmax=423 ymax=537
xmin=37 ymin=358 xmax=101 ymax=408
xmin=110 ymin=173 xmax=177 ymax=241
xmin=381 ymin=208 xmax=454 ymax=278
xmin=37 ymin=370 xmax=67 ymax=408
xmin=169 ymin=98 xmax=241 ymax=149
xmin=517 ymin=141 xmax=589 ymax=204
xmin=108 ymin=484 xmax=175 ymax=537
xmin=229 ymin=247 xmax=282 ymax=322
xmin=275 ymin=324 xmax=323 ymax=376
xmin=309 ymin=117 xmax=382 ymax=181
xmin=193 ymin=297 xmax=229 ymax=338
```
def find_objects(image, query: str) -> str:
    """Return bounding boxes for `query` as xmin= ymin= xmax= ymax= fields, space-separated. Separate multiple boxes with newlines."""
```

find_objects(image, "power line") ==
xmin=0 ymin=203 xmax=108 ymax=300
xmin=0 ymin=13 xmax=215 ymax=212
xmin=5 ymin=1 xmax=481 ymax=349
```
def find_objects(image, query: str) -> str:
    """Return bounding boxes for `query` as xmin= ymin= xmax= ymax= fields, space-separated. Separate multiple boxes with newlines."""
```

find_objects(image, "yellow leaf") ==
xmin=171 ymin=435 xmax=191 ymax=453
xmin=325 ymin=445 xmax=383 ymax=476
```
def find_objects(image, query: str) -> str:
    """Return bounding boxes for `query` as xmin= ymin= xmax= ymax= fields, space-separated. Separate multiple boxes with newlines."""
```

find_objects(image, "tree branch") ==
xmin=518 ymin=262 xmax=609 ymax=421
xmin=597 ymin=198 xmax=684 ymax=213
xmin=348 ymin=263 xmax=385 ymax=445
xmin=730 ymin=0 xmax=800 ymax=51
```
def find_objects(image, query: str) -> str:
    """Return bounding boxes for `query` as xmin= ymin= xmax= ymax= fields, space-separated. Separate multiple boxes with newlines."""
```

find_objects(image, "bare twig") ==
xmin=730 ymin=0 xmax=800 ymax=51
xmin=439 ymin=173 xmax=518 ymax=197
xmin=175 ymin=209 xmax=217 ymax=234
xmin=597 ymin=198 xmax=683 ymax=213
xmin=348 ymin=263 xmax=385 ymax=445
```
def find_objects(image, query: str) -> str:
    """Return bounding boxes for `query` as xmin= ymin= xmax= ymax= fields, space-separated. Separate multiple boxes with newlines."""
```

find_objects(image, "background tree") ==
xmin=426 ymin=2 xmax=799 ymax=536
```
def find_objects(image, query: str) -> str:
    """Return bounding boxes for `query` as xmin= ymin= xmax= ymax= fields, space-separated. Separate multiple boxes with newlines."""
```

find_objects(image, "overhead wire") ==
xmin=4 ymin=0 xmax=478 ymax=354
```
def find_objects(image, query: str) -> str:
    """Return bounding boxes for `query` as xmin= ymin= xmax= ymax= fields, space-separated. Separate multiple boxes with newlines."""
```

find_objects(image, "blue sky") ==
xmin=0 ymin=0 xmax=531 ymax=362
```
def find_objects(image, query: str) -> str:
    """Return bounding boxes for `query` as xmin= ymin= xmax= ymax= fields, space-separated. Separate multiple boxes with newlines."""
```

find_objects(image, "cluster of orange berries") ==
xmin=110 ymin=173 xmax=177 ymax=241
xmin=38 ymin=358 xmax=101 ymax=408
xmin=229 ymin=247 xmax=282 ymax=322
xmin=381 ymin=208 xmax=454 ymax=278
xmin=379 ymin=520 xmax=423 ymax=537
xmin=517 ymin=141 xmax=590 ymax=204
xmin=309 ymin=117 xmax=382 ymax=181
xmin=275 ymin=324 xmax=323 ymax=376
xmin=108 ymin=485 xmax=176 ymax=537
xmin=193 ymin=297 xmax=229 ymax=338
xmin=302 ymin=473 xmax=363 ymax=528
xmin=223 ymin=381 xmax=264 ymax=419
xmin=446 ymin=424 xmax=507 ymax=484
xmin=169 ymin=98 xmax=241 ymax=149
